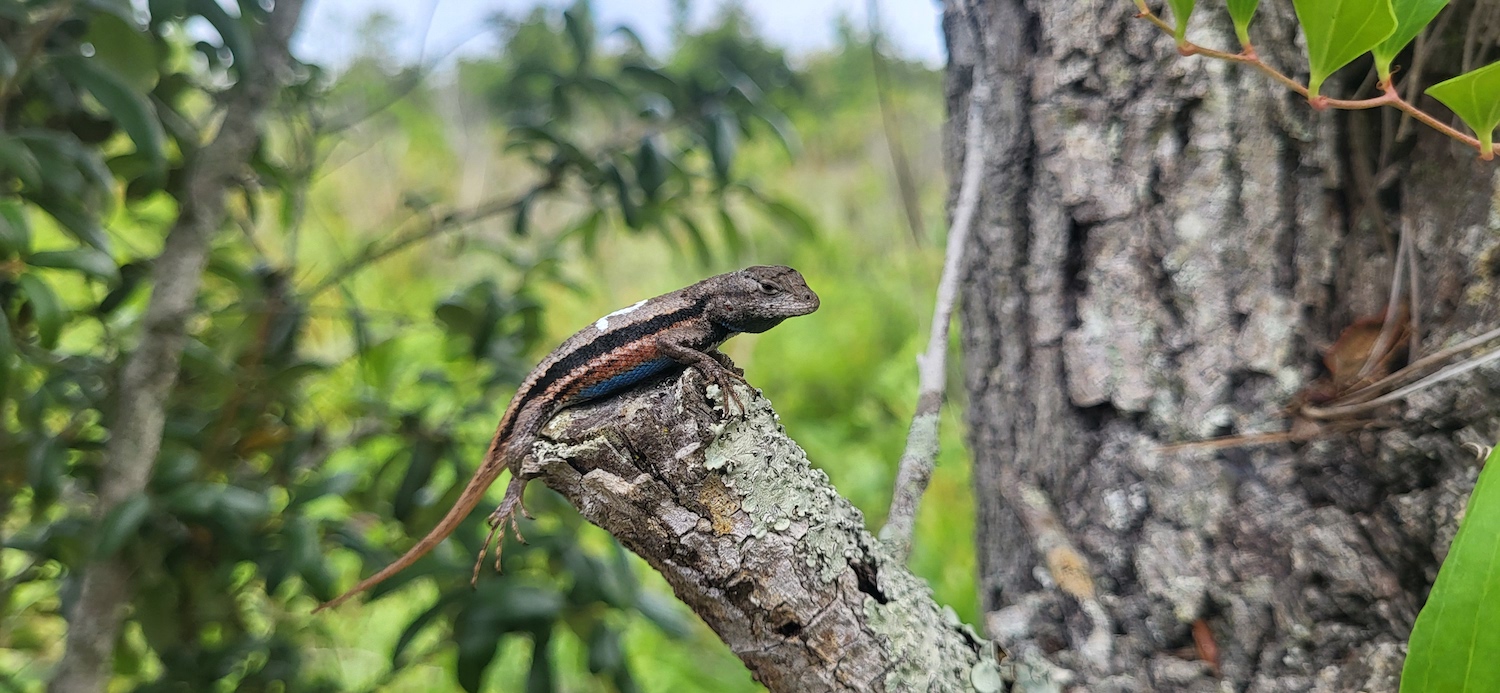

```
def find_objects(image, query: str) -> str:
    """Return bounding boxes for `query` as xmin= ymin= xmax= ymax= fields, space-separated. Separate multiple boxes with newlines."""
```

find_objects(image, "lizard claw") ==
xmin=706 ymin=366 xmax=749 ymax=419
xmin=472 ymin=476 xmax=529 ymax=587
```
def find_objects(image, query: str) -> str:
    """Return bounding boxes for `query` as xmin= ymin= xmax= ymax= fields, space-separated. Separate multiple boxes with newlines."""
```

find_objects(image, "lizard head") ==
xmin=705 ymin=265 xmax=820 ymax=334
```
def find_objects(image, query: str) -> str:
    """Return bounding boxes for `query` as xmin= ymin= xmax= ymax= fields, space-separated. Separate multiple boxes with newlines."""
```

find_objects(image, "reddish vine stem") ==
xmin=1133 ymin=4 xmax=1485 ymax=154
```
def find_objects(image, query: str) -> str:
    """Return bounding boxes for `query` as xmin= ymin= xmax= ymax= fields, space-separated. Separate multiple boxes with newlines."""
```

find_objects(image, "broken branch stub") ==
xmin=527 ymin=371 xmax=998 ymax=692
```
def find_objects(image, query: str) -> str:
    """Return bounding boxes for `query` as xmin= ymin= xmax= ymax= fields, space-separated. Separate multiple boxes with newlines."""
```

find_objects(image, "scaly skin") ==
xmin=315 ymin=265 xmax=820 ymax=612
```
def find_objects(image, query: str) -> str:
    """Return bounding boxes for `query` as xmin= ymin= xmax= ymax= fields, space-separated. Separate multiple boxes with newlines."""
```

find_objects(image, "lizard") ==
xmin=315 ymin=265 xmax=820 ymax=612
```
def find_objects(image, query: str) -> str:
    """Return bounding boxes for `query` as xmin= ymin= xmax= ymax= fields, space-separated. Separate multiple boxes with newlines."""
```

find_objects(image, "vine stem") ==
xmin=1134 ymin=5 xmax=1486 ymax=155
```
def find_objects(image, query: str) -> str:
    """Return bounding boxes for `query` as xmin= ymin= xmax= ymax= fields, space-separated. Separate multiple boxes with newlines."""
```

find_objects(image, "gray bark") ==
xmin=47 ymin=3 xmax=305 ymax=691
xmin=948 ymin=0 xmax=1500 ymax=690
xmin=530 ymin=372 xmax=999 ymax=692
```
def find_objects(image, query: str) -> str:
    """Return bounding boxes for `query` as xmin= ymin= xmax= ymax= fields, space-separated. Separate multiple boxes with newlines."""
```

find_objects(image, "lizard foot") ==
xmin=471 ymin=475 xmax=529 ymax=587
xmin=708 ymin=348 xmax=746 ymax=377
xmin=700 ymin=362 xmax=750 ymax=419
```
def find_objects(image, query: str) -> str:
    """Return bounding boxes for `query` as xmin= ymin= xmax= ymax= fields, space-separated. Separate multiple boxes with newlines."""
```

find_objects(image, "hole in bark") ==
xmin=851 ymin=557 xmax=889 ymax=604
xmin=775 ymin=619 xmax=803 ymax=638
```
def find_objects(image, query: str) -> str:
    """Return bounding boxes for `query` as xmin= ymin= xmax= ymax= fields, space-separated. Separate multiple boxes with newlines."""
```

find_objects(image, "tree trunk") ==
xmin=531 ymin=373 xmax=996 ymax=692
xmin=948 ymin=0 xmax=1500 ymax=690
xmin=47 ymin=4 xmax=305 ymax=691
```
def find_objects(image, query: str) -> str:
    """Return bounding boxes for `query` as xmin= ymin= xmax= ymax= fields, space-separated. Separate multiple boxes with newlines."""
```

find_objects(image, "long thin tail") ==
xmin=313 ymin=455 xmax=509 ymax=613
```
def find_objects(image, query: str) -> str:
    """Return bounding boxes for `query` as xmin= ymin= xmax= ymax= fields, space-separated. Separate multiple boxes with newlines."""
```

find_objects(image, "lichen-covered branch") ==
xmin=47 ymin=3 xmax=305 ymax=691
xmin=527 ymin=371 xmax=1002 ymax=692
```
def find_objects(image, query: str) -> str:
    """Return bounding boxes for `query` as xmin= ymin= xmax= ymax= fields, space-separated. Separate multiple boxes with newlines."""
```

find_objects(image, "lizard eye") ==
xmin=757 ymin=281 xmax=780 ymax=295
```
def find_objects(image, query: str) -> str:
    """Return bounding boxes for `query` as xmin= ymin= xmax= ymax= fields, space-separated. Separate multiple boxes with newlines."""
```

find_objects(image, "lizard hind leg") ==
xmin=470 ymin=475 xmax=531 ymax=587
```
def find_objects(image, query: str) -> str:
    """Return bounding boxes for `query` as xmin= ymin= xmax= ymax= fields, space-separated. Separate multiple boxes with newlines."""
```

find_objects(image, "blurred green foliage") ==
xmin=1 ymin=1 xmax=961 ymax=691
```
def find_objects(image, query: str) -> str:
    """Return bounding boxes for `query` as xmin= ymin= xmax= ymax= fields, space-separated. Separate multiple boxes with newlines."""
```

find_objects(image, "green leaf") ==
xmin=0 ymin=135 xmax=42 ymax=190
xmin=187 ymin=0 xmax=254 ymax=71
xmin=1371 ymin=0 xmax=1448 ymax=79
xmin=756 ymin=195 xmax=817 ymax=239
xmin=707 ymin=112 xmax=738 ymax=186
xmin=54 ymin=56 xmax=167 ymax=182
xmin=1228 ymin=0 xmax=1261 ymax=46
xmin=95 ymin=495 xmax=152 ymax=558
xmin=526 ymin=628 xmax=554 ymax=693
xmin=1292 ymin=0 xmax=1397 ymax=98
xmin=84 ymin=0 xmax=140 ymax=23
xmin=562 ymin=7 xmax=592 ymax=69
xmin=1167 ymin=0 xmax=1195 ymax=41
xmin=0 ymin=199 xmax=30 ymax=255
xmin=84 ymin=13 xmax=161 ymax=92
xmin=17 ymin=274 xmax=63 ymax=349
xmin=0 ymin=35 xmax=14 ymax=83
xmin=454 ymin=616 xmax=502 ymax=693
xmin=1401 ymin=444 xmax=1500 ymax=691
xmin=0 ymin=308 xmax=13 ymax=401
xmin=1426 ymin=61 xmax=1500 ymax=158
xmin=31 ymin=194 xmax=111 ymax=252
xmin=27 ymin=248 xmax=120 ymax=283
xmin=392 ymin=592 xmax=463 ymax=665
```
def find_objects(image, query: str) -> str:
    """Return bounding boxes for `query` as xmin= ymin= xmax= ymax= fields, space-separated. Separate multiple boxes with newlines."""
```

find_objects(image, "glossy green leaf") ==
xmin=0 ymin=199 xmax=29 ymax=255
xmin=0 ymin=135 xmax=42 ymax=190
xmin=1426 ymin=61 xmax=1500 ymax=158
xmin=1372 ymin=0 xmax=1448 ymax=79
xmin=17 ymin=275 xmax=63 ymax=349
xmin=95 ymin=495 xmax=152 ymax=558
xmin=1292 ymin=0 xmax=1397 ymax=97
xmin=1401 ymin=444 xmax=1500 ymax=691
xmin=27 ymin=248 xmax=120 ymax=283
xmin=1228 ymin=0 xmax=1261 ymax=46
xmin=55 ymin=56 xmax=167 ymax=181
xmin=1167 ymin=0 xmax=1195 ymax=41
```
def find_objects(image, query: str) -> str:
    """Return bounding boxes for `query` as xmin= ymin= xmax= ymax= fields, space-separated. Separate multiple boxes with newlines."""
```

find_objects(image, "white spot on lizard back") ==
xmin=595 ymin=300 xmax=647 ymax=331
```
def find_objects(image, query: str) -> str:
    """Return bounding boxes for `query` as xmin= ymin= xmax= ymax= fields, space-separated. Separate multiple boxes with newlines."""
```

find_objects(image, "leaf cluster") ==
xmin=1149 ymin=0 xmax=1500 ymax=157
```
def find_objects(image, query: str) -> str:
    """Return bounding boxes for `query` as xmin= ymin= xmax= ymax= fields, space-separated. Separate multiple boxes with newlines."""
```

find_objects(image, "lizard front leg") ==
xmin=659 ymin=339 xmax=750 ymax=417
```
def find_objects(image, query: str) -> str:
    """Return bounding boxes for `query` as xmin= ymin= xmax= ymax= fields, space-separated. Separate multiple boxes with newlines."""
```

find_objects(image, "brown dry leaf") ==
xmin=1323 ymin=305 xmax=1409 ymax=393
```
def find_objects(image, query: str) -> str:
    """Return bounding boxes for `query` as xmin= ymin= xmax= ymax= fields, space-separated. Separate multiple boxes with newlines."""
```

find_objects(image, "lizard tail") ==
xmin=313 ymin=455 xmax=509 ymax=613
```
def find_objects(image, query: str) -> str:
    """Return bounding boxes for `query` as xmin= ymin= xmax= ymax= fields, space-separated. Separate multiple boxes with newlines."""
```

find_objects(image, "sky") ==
xmin=292 ymin=0 xmax=947 ymax=69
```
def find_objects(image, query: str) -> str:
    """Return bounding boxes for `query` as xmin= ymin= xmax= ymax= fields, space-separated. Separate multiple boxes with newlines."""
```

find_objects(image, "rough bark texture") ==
xmin=47 ymin=4 xmax=305 ymax=691
xmin=948 ymin=0 xmax=1500 ymax=690
xmin=530 ymin=372 xmax=997 ymax=692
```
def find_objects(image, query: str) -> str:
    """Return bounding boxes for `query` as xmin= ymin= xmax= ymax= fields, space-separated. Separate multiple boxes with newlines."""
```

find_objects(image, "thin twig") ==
xmin=1134 ymin=5 xmax=1485 ymax=154
xmin=880 ymin=79 xmax=988 ymax=560
xmin=1302 ymin=344 xmax=1500 ymax=419
xmin=1355 ymin=228 xmax=1406 ymax=382
xmin=867 ymin=0 xmax=928 ymax=244
xmin=305 ymin=177 xmax=558 ymax=299
xmin=1403 ymin=219 xmax=1422 ymax=358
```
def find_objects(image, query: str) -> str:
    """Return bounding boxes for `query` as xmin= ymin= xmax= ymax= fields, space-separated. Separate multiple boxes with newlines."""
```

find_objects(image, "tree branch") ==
xmin=880 ymin=80 xmax=987 ymax=561
xmin=305 ymin=177 xmax=558 ymax=300
xmin=526 ymin=371 xmax=1003 ymax=692
xmin=46 ymin=3 xmax=306 ymax=691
